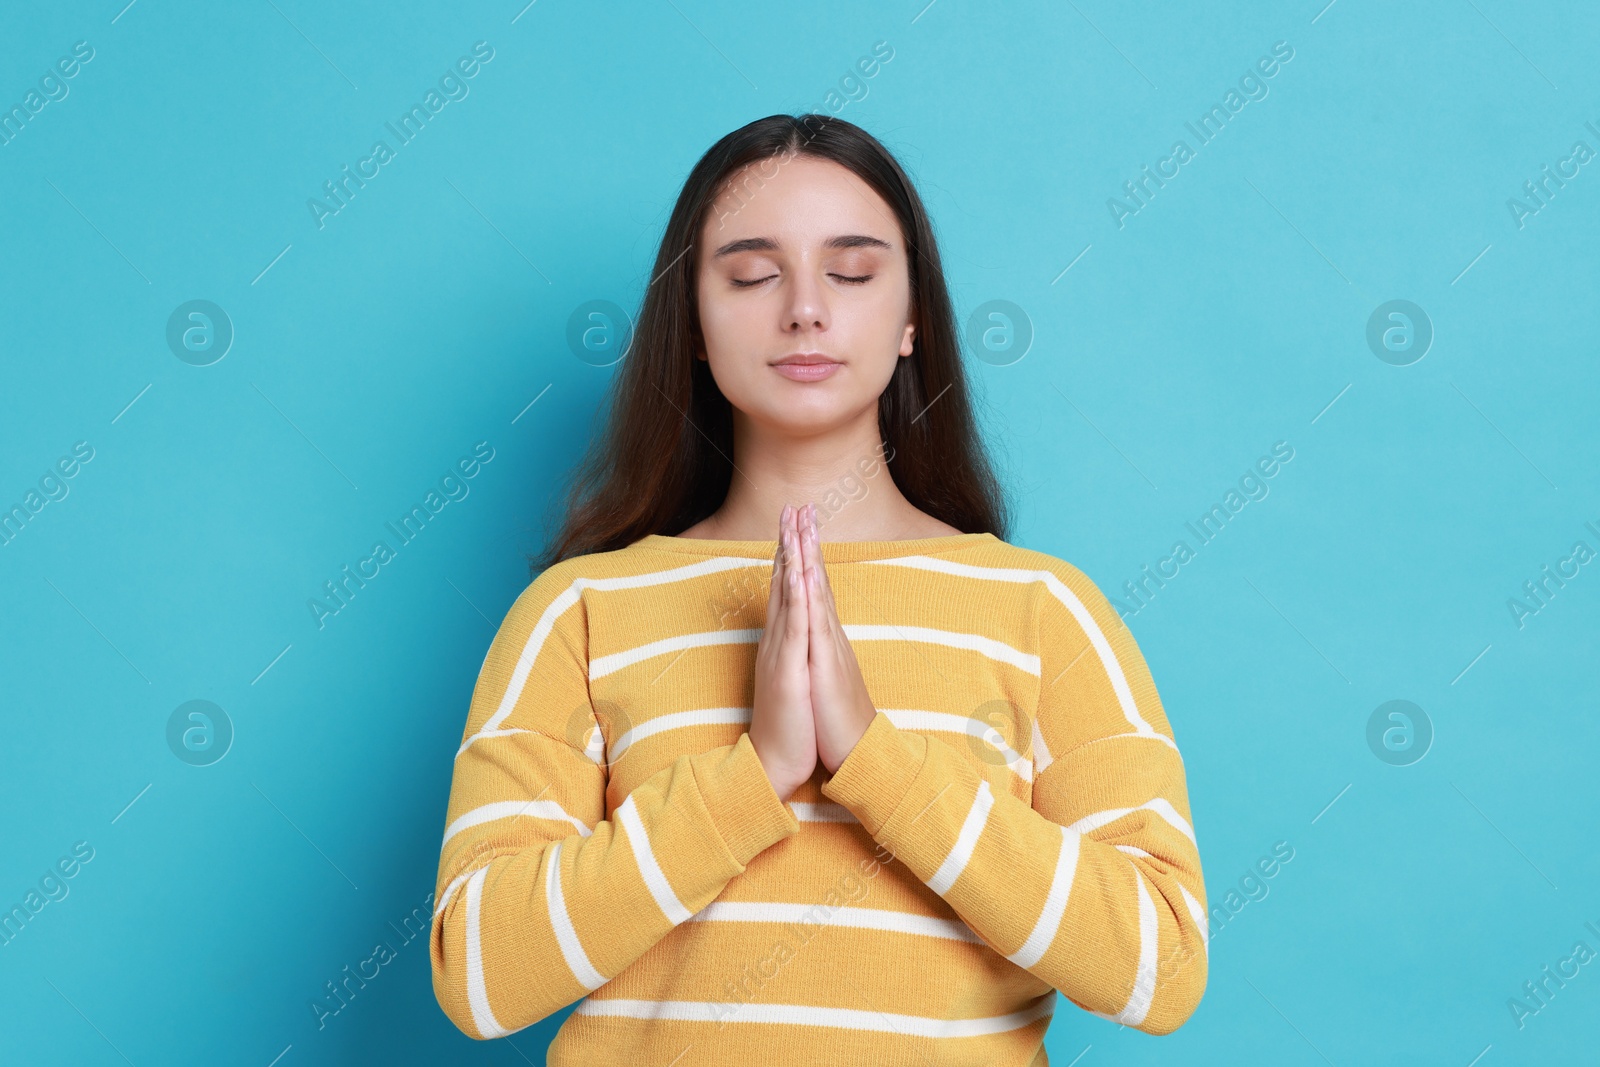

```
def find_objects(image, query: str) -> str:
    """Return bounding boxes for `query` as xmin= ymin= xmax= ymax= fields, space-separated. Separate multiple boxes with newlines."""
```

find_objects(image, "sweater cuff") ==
xmin=694 ymin=732 xmax=800 ymax=867
xmin=820 ymin=712 xmax=927 ymax=836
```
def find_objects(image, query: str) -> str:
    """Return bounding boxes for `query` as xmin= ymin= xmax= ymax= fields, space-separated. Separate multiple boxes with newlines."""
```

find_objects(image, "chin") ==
xmin=773 ymin=396 xmax=874 ymax=436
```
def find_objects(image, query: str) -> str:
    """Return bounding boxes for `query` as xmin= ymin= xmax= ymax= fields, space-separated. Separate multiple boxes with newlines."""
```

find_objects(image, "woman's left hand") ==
xmin=796 ymin=502 xmax=879 ymax=774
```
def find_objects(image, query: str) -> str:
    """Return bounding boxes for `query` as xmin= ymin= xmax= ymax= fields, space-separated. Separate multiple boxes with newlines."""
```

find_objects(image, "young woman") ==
xmin=430 ymin=114 xmax=1207 ymax=1065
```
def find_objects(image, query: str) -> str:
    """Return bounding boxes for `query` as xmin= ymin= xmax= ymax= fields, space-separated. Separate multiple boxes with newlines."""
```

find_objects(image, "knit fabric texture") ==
xmin=430 ymin=531 xmax=1208 ymax=1064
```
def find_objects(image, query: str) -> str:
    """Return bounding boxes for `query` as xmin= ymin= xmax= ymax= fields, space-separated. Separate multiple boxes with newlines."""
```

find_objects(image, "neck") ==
xmin=694 ymin=407 xmax=912 ymax=541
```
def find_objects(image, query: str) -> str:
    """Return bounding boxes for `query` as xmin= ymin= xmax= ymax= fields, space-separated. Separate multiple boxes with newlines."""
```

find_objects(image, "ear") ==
xmin=898 ymin=322 xmax=916 ymax=358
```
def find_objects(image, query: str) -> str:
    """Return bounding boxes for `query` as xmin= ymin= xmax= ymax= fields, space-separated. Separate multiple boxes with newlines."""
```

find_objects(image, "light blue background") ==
xmin=3 ymin=1 xmax=1597 ymax=1064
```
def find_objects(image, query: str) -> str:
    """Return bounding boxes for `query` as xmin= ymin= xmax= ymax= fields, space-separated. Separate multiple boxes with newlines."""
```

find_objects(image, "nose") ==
xmin=783 ymin=265 xmax=829 ymax=336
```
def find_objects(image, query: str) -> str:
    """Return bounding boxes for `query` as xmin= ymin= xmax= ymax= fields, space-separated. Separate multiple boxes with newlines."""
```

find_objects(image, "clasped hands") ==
xmin=748 ymin=503 xmax=879 ymax=800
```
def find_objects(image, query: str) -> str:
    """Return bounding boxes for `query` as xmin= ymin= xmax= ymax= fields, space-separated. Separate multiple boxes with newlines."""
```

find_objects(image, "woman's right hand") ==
xmin=748 ymin=504 xmax=817 ymax=801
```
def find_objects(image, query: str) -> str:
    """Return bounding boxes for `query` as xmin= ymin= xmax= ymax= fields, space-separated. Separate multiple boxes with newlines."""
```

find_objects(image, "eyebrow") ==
xmin=711 ymin=234 xmax=893 ymax=258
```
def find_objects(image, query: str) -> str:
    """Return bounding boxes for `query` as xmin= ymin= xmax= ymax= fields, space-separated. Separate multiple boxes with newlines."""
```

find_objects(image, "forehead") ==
xmin=702 ymin=153 xmax=899 ymax=252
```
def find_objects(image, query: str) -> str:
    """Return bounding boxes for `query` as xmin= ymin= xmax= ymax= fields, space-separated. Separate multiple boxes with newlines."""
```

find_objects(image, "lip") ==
xmin=772 ymin=353 xmax=839 ymax=366
xmin=771 ymin=352 xmax=841 ymax=382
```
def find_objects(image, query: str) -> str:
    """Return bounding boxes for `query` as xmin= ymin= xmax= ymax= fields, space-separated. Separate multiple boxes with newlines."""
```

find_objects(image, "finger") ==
xmin=766 ymin=505 xmax=795 ymax=652
xmin=777 ymin=503 xmax=790 ymax=568
xmin=781 ymin=516 xmax=809 ymax=647
xmin=799 ymin=505 xmax=832 ymax=646
xmin=803 ymin=504 xmax=833 ymax=633
xmin=796 ymin=501 xmax=815 ymax=599
xmin=806 ymin=503 xmax=841 ymax=621
xmin=763 ymin=504 xmax=790 ymax=639
xmin=777 ymin=516 xmax=793 ymax=625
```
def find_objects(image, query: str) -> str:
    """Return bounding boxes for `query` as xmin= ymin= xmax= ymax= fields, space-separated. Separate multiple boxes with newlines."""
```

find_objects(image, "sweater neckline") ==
xmin=637 ymin=531 xmax=999 ymax=563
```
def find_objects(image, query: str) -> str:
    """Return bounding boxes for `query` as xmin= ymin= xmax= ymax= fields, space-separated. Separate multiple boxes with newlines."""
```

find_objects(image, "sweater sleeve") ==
xmin=430 ymin=565 xmax=801 ymax=1039
xmin=819 ymin=559 xmax=1208 ymax=1035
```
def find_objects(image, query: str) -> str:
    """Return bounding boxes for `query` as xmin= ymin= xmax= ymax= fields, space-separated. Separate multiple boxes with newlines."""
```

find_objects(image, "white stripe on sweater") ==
xmin=464 ymin=867 xmax=510 ymax=1038
xmin=1090 ymin=867 xmax=1158 ymax=1028
xmin=1006 ymin=825 xmax=1080 ymax=969
xmin=1068 ymin=798 xmax=1196 ymax=846
xmin=1032 ymin=717 xmax=1054 ymax=775
xmin=442 ymin=799 xmax=593 ymax=846
xmin=688 ymin=901 xmax=980 ymax=942
xmin=546 ymin=840 xmax=605 ymax=989
xmin=436 ymin=866 xmax=477 ymax=918
xmin=578 ymin=721 xmax=605 ymax=764
xmin=590 ymin=629 xmax=761 ymax=680
xmin=574 ymin=991 xmax=1056 ymax=1036
xmin=843 ymin=624 xmax=1039 ymax=675
xmin=615 ymin=794 xmax=691 ymax=925
xmin=1179 ymin=882 xmax=1209 ymax=953
xmin=882 ymin=709 xmax=1033 ymax=781
xmin=609 ymin=706 xmax=751 ymax=763
xmin=927 ymin=779 xmax=995 ymax=895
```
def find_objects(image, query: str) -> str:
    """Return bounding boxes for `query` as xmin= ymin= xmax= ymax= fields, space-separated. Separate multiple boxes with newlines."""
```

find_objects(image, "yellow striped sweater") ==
xmin=430 ymin=531 xmax=1207 ymax=1064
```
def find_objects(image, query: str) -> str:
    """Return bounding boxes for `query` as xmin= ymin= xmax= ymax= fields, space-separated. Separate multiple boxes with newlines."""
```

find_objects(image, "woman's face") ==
xmin=694 ymin=153 xmax=915 ymax=436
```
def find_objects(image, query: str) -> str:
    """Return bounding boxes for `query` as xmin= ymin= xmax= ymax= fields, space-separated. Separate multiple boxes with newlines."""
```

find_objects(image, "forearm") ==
xmin=432 ymin=733 xmax=799 ymax=1038
xmin=821 ymin=713 xmax=1208 ymax=1034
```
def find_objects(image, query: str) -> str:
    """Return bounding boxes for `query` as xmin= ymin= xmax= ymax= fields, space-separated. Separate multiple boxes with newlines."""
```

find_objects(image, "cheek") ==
xmin=853 ymin=295 xmax=912 ymax=374
xmin=697 ymin=294 xmax=754 ymax=371
xmin=696 ymin=298 xmax=766 ymax=402
xmin=863 ymin=273 xmax=913 ymax=346
xmin=859 ymin=343 xmax=904 ymax=398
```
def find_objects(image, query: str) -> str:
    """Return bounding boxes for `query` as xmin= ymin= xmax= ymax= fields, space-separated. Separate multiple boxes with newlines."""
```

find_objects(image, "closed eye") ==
xmin=730 ymin=272 xmax=874 ymax=288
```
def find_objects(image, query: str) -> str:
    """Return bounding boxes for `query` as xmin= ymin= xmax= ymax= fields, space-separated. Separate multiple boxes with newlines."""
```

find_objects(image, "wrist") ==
xmin=751 ymin=747 xmax=806 ymax=801
xmin=821 ymin=704 xmax=877 ymax=775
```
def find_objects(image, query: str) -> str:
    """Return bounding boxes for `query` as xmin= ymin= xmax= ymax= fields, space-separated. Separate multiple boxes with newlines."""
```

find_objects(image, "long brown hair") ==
xmin=531 ymin=112 xmax=1009 ymax=574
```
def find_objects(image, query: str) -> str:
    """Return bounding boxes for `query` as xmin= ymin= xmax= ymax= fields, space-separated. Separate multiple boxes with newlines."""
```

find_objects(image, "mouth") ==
xmin=770 ymin=354 xmax=842 ymax=382
xmin=771 ymin=353 xmax=840 ymax=366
